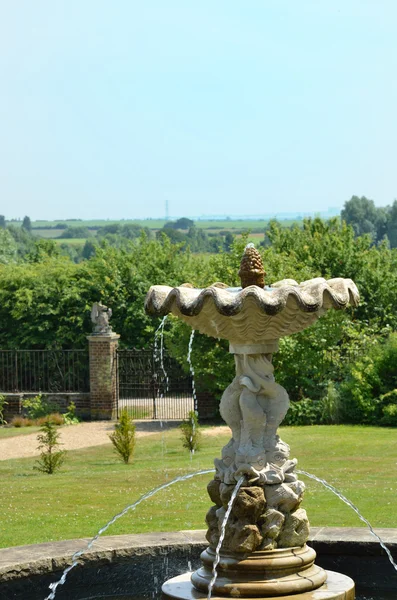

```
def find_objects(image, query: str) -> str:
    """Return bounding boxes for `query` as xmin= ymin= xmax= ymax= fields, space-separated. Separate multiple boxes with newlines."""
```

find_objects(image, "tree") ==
xmin=34 ymin=419 xmax=66 ymax=474
xmin=109 ymin=409 xmax=136 ymax=463
xmin=0 ymin=215 xmax=5 ymax=228
xmin=0 ymin=229 xmax=17 ymax=263
xmin=386 ymin=200 xmax=397 ymax=248
xmin=341 ymin=196 xmax=389 ymax=243
xmin=164 ymin=218 xmax=194 ymax=230
xmin=22 ymin=215 xmax=32 ymax=231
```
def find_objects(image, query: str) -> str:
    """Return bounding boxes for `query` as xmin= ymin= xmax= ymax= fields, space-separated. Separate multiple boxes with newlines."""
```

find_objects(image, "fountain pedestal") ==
xmin=191 ymin=545 xmax=327 ymax=596
xmin=146 ymin=247 xmax=359 ymax=600
xmin=163 ymin=570 xmax=355 ymax=600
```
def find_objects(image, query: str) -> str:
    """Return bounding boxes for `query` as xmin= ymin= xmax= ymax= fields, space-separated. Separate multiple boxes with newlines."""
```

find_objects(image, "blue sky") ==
xmin=1 ymin=1 xmax=396 ymax=220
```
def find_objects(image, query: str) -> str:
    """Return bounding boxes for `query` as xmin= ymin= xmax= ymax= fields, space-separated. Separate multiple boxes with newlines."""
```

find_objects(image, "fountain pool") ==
xmin=1 ymin=528 xmax=396 ymax=599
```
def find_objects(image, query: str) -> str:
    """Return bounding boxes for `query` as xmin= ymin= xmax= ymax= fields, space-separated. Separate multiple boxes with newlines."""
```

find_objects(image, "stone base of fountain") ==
xmin=190 ymin=545 xmax=327 ymax=597
xmin=163 ymin=569 xmax=355 ymax=600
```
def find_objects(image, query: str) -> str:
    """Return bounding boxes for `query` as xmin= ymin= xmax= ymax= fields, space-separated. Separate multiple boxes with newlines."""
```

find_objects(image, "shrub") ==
xmin=320 ymin=382 xmax=342 ymax=424
xmin=340 ymin=333 xmax=397 ymax=424
xmin=282 ymin=398 xmax=323 ymax=426
xmin=63 ymin=402 xmax=80 ymax=425
xmin=11 ymin=416 xmax=33 ymax=427
xmin=23 ymin=394 xmax=60 ymax=420
xmin=380 ymin=403 xmax=397 ymax=426
xmin=34 ymin=419 xmax=66 ymax=474
xmin=109 ymin=409 xmax=136 ymax=464
xmin=0 ymin=394 xmax=7 ymax=425
xmin=180 ymin=411 xmax=201 ymax=452
xmin=36 ymin=413 xmax=65 ymax=426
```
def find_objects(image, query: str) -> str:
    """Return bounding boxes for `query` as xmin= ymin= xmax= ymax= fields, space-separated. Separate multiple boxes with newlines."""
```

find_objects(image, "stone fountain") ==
xmin=145 ymin=244 xmax=360 ymax=600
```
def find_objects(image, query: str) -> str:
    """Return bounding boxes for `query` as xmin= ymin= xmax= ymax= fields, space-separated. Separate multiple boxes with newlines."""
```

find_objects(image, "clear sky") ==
xmin=1 ymin=1 xmax=396 ymax=220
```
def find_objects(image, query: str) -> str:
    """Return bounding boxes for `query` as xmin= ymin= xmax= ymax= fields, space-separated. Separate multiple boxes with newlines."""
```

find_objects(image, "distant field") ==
xmin=53 ymin=238 xmax=87 ymax=246
xmin=30 ymin=219 xmax=166 ymax=229
xmin=33 ymin=229 xmax=63 ymax=238
xmin=236 ymin=232 xmax=264 ymax=242
xmin=9 ymin=218 xmax=301 ymax=232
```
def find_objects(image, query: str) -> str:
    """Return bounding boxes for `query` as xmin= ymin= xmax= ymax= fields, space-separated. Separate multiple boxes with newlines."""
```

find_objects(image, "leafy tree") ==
xmin=386 ymin=200 xmax=397 ymax=248
xmin=6 ymin=225 xmax=35 ymax=259
xmin=0 ymin=229 xmax=17 ymax=263
xmin=26 ymin=239 xmax=61 ymax=263
xmin=82 ymin=239 xmax=98 ymax=260
xmin=164 ymin=217 xmax=194 ymax=230
xmin=22 ymin=215 xmax=32 ymax=231
xmin=341 ymin=196 xmax=391 ymax=243
xmin=59 ymin=226 xmax=92 ymax=239
xmin=0 ymin=215 xmax=5 ymax=228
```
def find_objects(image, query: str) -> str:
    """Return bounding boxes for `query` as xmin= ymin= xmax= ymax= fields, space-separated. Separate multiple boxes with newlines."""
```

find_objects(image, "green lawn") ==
xmin=0 ymin=425 xmax=41 ymax=438
xmin=0 ymin=425 xmax=396 ymax=549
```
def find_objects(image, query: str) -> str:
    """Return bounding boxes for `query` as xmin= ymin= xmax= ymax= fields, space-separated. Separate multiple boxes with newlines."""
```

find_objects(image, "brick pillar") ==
xmin=87 ymin=333 xmax=120 ymax=420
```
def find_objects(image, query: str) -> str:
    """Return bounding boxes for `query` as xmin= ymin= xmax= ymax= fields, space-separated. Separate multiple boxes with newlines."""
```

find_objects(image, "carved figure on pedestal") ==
xmin=91 ymin=302 xmax=113 ymax=335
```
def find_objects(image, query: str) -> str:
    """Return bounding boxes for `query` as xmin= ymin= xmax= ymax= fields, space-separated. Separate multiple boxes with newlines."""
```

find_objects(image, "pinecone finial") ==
xmin=238 ymin=243 xmax=266 ymax=289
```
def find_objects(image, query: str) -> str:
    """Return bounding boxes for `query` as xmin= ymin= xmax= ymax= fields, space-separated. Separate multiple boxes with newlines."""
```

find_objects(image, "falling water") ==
xmin=153 ymin=316 xmax=169 ymax=422
xmin=207 ymin=476 xmax=245 ymax=600
xmin=187 ymin=329 xmax=197 ymax=413
xmin=187 ymin=329 xmax=198 ymax=455
xmin=44 ymin=469 xmax=215 ymax=600
xmin=297 ymin=469 xmax=397 ymax=573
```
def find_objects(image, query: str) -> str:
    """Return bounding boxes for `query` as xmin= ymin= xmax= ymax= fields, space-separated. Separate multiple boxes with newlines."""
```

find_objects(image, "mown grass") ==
xmin=0 ymin=425 xmax=41 ymax=439
xmin=0 ymin=425 xmax=396 ymax=549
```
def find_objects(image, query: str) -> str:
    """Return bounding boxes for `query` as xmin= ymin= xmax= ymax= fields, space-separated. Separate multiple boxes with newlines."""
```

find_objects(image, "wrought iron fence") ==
xmin=0 ymin=350 xmax=90 ymax=393
xmin=117 ymin=348 xmax=193 ymax=420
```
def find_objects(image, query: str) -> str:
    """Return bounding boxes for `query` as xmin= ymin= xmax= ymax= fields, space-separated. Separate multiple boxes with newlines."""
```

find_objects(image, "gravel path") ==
xmin=0 ymin=422 xmax=148 ymax=461
xmin=0 ymin=422 xmax=230 ymax=461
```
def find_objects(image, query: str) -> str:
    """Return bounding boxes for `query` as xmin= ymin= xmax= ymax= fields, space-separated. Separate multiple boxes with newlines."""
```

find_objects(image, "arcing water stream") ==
xmin=296 ymin=469 xmax=397 ymax=573
xmin=44 ymin=469 xmax=215 ymax=600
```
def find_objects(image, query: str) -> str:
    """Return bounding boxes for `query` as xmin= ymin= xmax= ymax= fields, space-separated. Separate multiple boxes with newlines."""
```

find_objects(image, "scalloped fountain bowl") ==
xmin=145 ymin=277 xmax=359 ymax=351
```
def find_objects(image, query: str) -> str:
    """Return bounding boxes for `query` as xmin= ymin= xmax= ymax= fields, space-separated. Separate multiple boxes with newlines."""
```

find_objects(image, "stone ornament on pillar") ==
xmin=145 ymin=245 xmax=359 ymax=600
xmin=91 ymin=302 xmax=113 ymax=336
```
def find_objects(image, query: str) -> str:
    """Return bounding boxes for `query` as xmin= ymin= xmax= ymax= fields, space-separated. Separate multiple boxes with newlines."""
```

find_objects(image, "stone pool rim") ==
xmin=1 ymin=527 xmax=396 ymax=583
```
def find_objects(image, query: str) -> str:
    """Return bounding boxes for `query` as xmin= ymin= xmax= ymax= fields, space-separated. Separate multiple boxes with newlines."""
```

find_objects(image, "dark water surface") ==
xmin=80 ymin=594 xmax=395 ymax=600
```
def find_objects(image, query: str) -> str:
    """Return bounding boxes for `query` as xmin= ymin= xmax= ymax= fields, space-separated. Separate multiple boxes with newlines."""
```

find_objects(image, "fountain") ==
xmin=145 ymin=244 xmax=360 ymax=600
xmin=2 ymin=244 xmax=396 ymax=600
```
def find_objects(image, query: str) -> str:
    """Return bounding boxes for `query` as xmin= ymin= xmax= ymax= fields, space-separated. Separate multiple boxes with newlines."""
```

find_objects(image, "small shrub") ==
xmin=11 ymin=416 xmax=33 ymax=428
xmin=320 ymin=382 xmax=342 ymax=424
xmin=109 ymin=409 xmax=136 ymax=464
xmin=34 ymin=419 xmax=66 ymax=474
xmin=0 ymin=394 xmax=8 ymax=425
xmin=23 ymin=394 xmax=60 ymax=420
xmin=380 ymin=404 xmax=397 ymax=426
xmin=36 ymin=413 xmax=65 ymax=426
xmin=63 ymin=401 xmax=80 ymax=425
xmin=180 ymin=411 xmax=201 ymax=452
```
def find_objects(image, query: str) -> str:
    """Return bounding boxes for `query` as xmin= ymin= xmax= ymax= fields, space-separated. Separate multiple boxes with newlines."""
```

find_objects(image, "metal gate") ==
xmin=117 ymin=348 xmax=193 ymax=420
